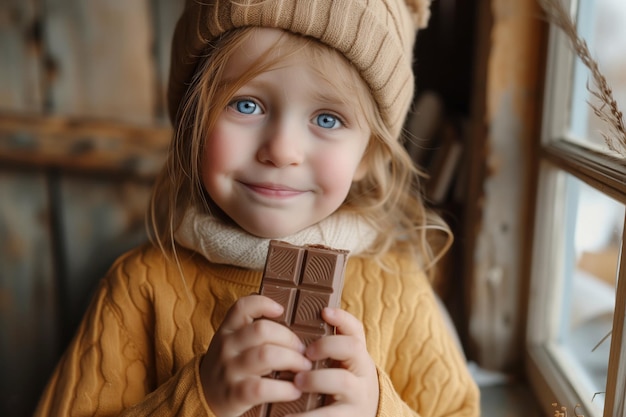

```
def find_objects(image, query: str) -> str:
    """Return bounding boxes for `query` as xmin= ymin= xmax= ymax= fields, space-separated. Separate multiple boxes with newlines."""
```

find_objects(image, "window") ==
xmin=527 ymin=1 xmax=626 ymax=416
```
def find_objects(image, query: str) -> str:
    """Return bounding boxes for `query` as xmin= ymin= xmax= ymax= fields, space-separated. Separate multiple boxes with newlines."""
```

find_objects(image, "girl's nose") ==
xmin=257 ymin=120 xmax=305 ymax=167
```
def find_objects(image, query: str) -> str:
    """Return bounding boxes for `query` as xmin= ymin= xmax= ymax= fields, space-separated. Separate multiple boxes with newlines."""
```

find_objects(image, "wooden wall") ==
xmin=461 ymin=0 xmax=546 ymax=374
xmin=0 ymin=1 xmax=183 ymax=415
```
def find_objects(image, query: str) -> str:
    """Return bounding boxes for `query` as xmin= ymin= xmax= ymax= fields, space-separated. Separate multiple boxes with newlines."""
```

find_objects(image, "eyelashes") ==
xmin=231 ymin=98 xmax=262 ymax=115
xmin=315 ymin=113 xmax=343 ymax=129
xmin=228 ymin=97 xmax=347 ymax=130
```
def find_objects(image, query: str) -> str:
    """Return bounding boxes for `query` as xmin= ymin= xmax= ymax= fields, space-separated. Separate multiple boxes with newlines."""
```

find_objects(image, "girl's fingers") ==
xmin=219 ymin=295 xmax=284 ymax=333
xmin=235 ymin=377 xmax=303 ymax=408
xmin=305 ymin=334 xmax=364 ymax=364
xmin=322 ymin=308 xmax=366 ymax=342
xmin=283 ymin=309 xmax=380 ymax=417
xmin=293 ymin=368 xmax=355 ymax=401
xmin=232 ymin=344 xmax=312 ymax=377
xmin=225 ymin=318 xmax=306 ymax=355
xmin=306 ymin=309 xmax=369 ymax=372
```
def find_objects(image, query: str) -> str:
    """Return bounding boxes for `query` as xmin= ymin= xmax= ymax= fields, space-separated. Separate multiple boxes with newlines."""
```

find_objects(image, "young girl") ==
xmin=35 ymin=1 xmax=479 ymax=416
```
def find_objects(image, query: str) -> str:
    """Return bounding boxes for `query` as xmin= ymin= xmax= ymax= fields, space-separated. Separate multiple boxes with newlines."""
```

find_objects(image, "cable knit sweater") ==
xmin=34 ymin=242 xmax=479 ymax=417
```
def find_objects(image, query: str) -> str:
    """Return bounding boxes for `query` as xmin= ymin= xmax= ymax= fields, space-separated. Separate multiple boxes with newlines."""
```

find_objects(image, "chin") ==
xmin=242 ymin=224 xmax=308 ymax=240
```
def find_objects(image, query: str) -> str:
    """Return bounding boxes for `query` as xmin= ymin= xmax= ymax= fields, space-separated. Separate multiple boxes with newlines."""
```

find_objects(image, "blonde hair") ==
xmin=148 ymin=27 xmax=452 ymax=278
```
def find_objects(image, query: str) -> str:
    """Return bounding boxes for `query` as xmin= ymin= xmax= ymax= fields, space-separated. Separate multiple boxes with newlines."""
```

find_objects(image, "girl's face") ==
xmin=201 ymin=28 xmax=371 ymax=238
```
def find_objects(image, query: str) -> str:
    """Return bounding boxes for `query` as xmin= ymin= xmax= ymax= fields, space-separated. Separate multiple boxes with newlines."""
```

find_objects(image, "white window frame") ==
xmin=526 ymin=1 xmax=626 ymax=416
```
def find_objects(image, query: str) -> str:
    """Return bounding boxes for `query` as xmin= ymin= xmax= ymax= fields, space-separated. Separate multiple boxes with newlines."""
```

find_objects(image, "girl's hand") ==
xmin=291 ymin=307 xmax=379 ymax=417
xmin=200 ymin=295 xmax=313 ymax=417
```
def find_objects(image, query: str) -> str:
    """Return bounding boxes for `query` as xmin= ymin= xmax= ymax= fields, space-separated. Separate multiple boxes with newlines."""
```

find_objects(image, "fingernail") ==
xmin=305 ymin=343 xmax=315 ymax=358
xmin=293 ymin=372 xmax=304 ymax=387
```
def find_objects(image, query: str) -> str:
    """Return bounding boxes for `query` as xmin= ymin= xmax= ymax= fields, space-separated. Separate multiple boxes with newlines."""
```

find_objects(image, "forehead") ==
xmin=224 ymin=28 xmax=286 ymax=75
xmin=223 ymin=28 xmax=358 ymax=87
xmin=221 ymin=28 xmax=371 ymax=109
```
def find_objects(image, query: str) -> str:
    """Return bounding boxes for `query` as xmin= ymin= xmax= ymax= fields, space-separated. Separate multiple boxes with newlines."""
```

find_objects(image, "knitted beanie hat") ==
xmin=168 ymin=0 xmax=431 ymax=139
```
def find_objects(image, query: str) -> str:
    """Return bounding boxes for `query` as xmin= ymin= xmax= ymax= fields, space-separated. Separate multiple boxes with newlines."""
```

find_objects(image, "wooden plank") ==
xmin=465 ymin=0 xmax=547 ymax=372
xmin=0 ymin=0 xmax=43 ymax=112
xmin=0 ymin=169 xmax=58 ymax=417
xmin=57 ymin=176 xmax=152 ymax=334
xmin=152 ymin=0 xmax=185 ymax=123
xmin=543 ymin=141 xmax=626 ymax=204
xmin=0 ymin=114 xmax=170 ymax=179
xmin=43 ymin=0 xmax=156 ymax=124
xmin=604 ymin=216 xmax=626 ymax=417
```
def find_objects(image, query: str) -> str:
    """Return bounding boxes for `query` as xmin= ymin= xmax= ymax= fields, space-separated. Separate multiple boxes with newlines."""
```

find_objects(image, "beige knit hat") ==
xmin=168 ymin=0 xmax=431 ymax=139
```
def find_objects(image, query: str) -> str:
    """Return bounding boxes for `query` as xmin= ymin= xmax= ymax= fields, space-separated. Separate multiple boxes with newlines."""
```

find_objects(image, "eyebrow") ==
xmin=238 ymin=77 xmax=352 ymax=108
xmin=310 ymin=90 xmax=350 ymax=108
xmin=312 ymin=90 xmax=365 ymax=126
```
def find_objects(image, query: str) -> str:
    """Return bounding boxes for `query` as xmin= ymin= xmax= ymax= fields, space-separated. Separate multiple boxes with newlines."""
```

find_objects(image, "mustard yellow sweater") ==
xmin=34 ymin=244 xmax=479 ymax=416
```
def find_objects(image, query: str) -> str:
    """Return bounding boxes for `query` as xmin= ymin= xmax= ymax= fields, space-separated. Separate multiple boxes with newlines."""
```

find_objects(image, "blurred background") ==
xmin=0 ymin=1 xmax=181 ymax=414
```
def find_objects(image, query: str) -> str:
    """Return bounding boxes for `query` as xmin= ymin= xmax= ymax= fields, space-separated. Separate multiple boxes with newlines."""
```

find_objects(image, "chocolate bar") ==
xmin=243 ymin=240 xmax=349 ymax=417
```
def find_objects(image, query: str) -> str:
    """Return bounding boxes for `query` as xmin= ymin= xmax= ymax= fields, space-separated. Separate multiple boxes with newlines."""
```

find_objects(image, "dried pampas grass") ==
xmin=539 ymin=0 xmax=626 ymax=158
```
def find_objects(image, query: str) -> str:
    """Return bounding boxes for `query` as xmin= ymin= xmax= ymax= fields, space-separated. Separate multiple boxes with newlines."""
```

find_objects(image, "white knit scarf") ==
xmin=174 ymin=207 xmax=377 ymax=270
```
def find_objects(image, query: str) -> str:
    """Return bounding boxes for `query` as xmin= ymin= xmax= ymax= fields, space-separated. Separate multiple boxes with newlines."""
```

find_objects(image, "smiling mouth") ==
xmin=241 ymin=182 xmax=305 ymax=198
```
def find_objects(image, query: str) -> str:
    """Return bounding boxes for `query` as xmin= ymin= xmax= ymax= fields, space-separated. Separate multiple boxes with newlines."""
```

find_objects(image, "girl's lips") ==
xmin=242 ymin=182 xmax=304 ymax=198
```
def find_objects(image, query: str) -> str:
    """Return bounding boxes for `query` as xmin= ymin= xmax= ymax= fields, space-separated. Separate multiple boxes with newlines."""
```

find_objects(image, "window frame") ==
xmin=525 ymin=1 xmax=626 ymax=416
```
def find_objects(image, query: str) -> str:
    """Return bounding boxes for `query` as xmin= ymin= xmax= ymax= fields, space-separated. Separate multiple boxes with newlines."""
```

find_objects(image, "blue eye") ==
xmin=316 ymin=113 xmax=341 ymax=129
xmin=234 ymin=99 xmax=261 ymax=115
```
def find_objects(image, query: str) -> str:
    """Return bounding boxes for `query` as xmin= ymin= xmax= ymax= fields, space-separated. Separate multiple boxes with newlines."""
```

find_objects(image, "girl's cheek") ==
xmin=204 ymin=126 xmax=243 ymax=169
xmin=314 ymin=156 xmax=361 ymax=191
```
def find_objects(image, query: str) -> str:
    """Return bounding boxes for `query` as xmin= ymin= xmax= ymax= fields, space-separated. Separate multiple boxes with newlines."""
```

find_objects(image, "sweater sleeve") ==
xmin=343 ymin=254 xmax=480 ymax=417
xmin=374 ymin=281 xmax=480 ymax=417
xmin=376 ymin=367 xmax=420 ymax=416
xmin=376 ymin=285 xmax=480 ymax=417
xmin=33 ymin=256 xmax=215 ymax=417
xmin=376 ymin=363 xmax=479 ymax=417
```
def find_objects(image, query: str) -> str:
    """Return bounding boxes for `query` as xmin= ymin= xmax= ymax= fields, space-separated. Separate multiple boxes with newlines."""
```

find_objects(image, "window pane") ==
xmin=551 ymin=174 xmax=624 ymax=415
xmin=567 ymin=0 xmax=626 ymax=155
